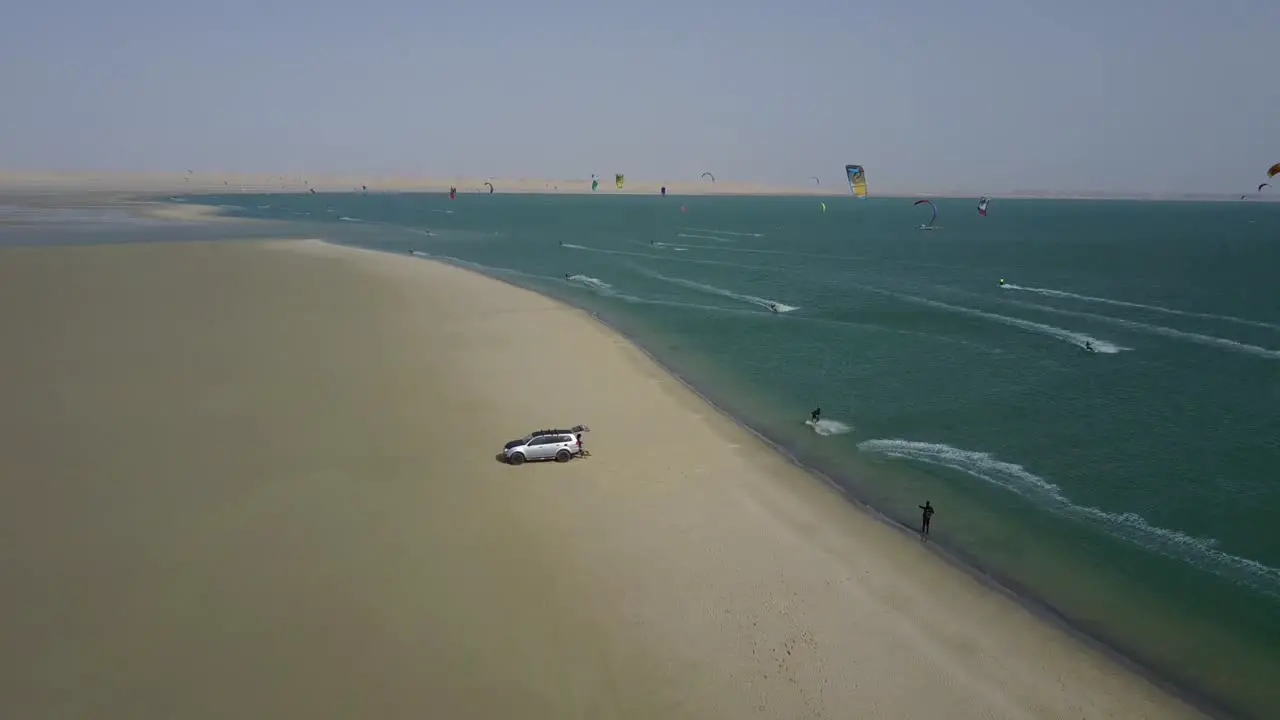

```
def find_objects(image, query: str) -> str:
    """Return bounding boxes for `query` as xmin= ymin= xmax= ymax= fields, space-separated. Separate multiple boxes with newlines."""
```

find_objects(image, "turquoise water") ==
xmin=42 ymin=193 xmax=1280 ymax=715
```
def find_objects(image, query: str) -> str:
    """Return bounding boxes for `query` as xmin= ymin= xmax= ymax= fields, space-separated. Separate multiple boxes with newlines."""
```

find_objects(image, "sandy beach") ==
xmin=0 ymin=237 xmax=1206 ymax=719
xmin=4 ymin=169 xmax=1267 ymax=202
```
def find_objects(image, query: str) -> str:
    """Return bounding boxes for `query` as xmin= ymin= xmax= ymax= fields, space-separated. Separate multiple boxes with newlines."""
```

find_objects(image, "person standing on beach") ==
xmin=918 ymin=501 xmax=935 ymax=538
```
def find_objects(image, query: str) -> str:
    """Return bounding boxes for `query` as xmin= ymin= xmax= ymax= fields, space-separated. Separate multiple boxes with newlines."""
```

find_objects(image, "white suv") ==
xmin=503 ymin=429 xmax=582 ymax=465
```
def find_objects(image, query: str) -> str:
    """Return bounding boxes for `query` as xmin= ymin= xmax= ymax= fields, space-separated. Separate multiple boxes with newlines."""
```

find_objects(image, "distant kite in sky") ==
xmin=846 ymin=165 xmax=867 ymax=199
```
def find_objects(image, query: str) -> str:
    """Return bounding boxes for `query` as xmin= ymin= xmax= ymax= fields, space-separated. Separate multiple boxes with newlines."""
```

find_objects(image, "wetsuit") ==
xmin=810 ymin=408 xmax=821 ymax=422
xmin=919 ymin=502 xmax=935 ymax=535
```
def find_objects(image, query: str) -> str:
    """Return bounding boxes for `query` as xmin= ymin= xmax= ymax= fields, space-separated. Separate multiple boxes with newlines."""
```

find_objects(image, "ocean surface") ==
xmin=7 ymin=192 xmax=1280 ymax=717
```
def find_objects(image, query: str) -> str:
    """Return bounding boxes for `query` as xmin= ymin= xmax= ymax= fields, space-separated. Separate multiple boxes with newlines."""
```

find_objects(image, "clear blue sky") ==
xmin=1 ymin=0 xmax=1275 ymax=194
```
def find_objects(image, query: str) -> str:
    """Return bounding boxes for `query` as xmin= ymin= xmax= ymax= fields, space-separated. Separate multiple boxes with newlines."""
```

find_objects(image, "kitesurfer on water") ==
xmin=1084 ymin=341 xmax=1094 ymax=352
xmin=810 ymin=407 xmax=821 ymax=423
xmin=768 ymin=303 xmax=779 ymax=313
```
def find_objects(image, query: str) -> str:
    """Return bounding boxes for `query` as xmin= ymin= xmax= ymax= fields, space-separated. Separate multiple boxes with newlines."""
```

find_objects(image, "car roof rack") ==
xmin=529 ymin=425 xmax=590 ymax=437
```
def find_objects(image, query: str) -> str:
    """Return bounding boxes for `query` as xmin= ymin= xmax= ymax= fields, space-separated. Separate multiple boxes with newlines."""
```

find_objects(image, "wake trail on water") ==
xmin=560 ymin=243 xmax=771 ymax=271
xmin=341 ymin=216 xmax=433 ymax=236
xmin=681 ymin=227 xmax=765 ymax=237
xmin=647 ymin=242 xmax=688 ymax=252
xmin=414 ymin=249 xmax=757 ymax=316
xmin=559 ymin=244 xmax=1097 ymax=350
xmin=858 ymin=439 xmax=1280 ymax=599
xmin=409 ymin=250 xmax=547 ymax=284
xmin=565 ymin=274 xmax=612 ymax=291
xmin=1000 ymin=298 xmax=1280 ymax=361
xmin=677 ymin=233 xmax=736 ymax=243
xmin=860 ymin=287 xmax=1127 ymax=353
xmin=629 ymin=265 xmax=799 ymax=313
xmin=1000 ymin=283 xmax=1280 ymax=333
xmin=663 ymin=241 xmax=967 ymax=272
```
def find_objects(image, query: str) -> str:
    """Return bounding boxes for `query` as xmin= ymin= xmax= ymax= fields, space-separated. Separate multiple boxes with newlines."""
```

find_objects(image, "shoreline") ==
xmin=2 ymin=170 xmax=1274 ymax=202
xmin=389 ymin=242 xmax=1237 ymax=720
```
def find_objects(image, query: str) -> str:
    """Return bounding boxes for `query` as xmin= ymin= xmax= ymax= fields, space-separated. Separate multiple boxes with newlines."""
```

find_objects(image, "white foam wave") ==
xmin=1000 ymin=283 xmax=1280 ymax=333
xmin=565 ymin=274 xmax=612 ymax=291
xmin=632 ymin=267 xmax=799 ymax=313
xmin=1000 ymin=298 xmax=1280 ymax=361
xmin=872 ymin=289 xmax=1126 ymax=353
xmin=807 ymin=419 xmax=853 ymax=436
xmin=858 ymin=439 xmax=1280 ymax=598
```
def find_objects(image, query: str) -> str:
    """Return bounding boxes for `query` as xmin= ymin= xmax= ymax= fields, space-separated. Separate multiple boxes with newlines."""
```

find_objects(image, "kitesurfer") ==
xmin=768 ymin=303 xmax=779 ymax=314
xmin=1084 ymin=341 xmax=1095 ymax=353
xmin=810 ymin=407 xmax=821 ymax=423
xmin=918 ymin=501 xmax=935 ymax=538
xmin=661 ymin=186 xmax=667 ymax=196
xmin=999 ymin=278 xmax=1006 ymax=287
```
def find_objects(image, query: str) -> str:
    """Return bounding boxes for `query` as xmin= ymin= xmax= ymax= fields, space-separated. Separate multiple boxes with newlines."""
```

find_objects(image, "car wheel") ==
xmin=555 ymin=449 xmax=572 ymax=463
xmin=508 ymin=452 xmax=526 ymax=466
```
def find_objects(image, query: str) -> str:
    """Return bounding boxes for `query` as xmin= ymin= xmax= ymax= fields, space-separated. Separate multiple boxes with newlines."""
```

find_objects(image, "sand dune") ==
xmin=0 ymin=238 xmax=1203 ymax=719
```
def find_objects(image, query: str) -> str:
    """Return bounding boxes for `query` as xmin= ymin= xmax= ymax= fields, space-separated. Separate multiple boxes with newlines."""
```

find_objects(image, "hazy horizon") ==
xmin=1 ymin=0 xmax=1276 ymax=195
